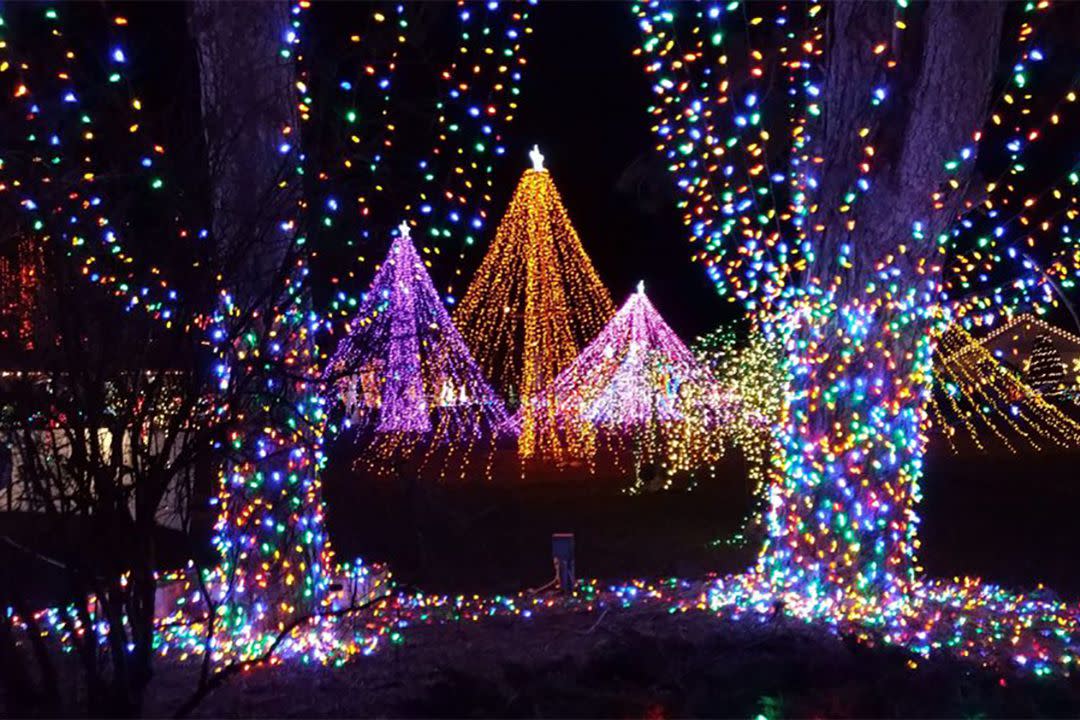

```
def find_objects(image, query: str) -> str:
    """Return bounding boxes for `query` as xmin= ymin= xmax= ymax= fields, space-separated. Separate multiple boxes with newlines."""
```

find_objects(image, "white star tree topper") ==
xmin=529 ymin=144 xmax=545 ymax=172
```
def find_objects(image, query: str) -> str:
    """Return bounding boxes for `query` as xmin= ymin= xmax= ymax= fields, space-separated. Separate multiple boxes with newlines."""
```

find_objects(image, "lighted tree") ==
xmin=325 ymin=222 xmax=508 ymax=471
xmin=693 ymin=323 xmax=785 ymax=530
xmin=1025 ymin=332 xmax=1069 ymax=397
xmin=518 ymin=282 xmax=730 ymax=476
xmin=637 ymin=0 xmax=1080 ymax=668
xmin=455 ymin=147 xmax=615 ymax=459
xmin=0 ymin=0 xmax=528 ymax=702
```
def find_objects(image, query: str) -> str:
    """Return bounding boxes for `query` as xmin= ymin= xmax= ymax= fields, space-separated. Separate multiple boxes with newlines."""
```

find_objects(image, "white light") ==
xmin=529 ymin=144 xmax=545 ymax=172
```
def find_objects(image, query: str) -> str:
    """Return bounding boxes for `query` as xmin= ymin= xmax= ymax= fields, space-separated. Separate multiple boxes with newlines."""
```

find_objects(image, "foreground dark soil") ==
xmin=147 ymin=606 xmax=1080 ymax=718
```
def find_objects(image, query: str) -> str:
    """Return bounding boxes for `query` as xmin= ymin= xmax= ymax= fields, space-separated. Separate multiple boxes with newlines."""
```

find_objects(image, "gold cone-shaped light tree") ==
xmin=455 ymin=147 xmax=614 ymax=459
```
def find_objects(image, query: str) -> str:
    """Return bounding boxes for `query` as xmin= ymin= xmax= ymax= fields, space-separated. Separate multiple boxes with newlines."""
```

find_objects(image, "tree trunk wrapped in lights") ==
xmin=189 ymin=0 xmax=339 ymax=656
xmin=455 ymin=148 xmax=615 ymax=460
xmin=635 ymin=1 xmax=1080 ymax=667
xmin=757 ymin=1 xmax=1005 ymax=612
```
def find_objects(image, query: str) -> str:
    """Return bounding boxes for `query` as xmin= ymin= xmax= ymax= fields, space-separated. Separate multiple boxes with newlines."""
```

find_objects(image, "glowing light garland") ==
xmin=454 ymin=151 xmax=615 ymax=460
xmin=932 ymin=321 xmax=1080 ymax=453
xmin=0 ymin=4 xmax=195 ymax=323
xmin=309 ymin=3 xmax=408 ymax=263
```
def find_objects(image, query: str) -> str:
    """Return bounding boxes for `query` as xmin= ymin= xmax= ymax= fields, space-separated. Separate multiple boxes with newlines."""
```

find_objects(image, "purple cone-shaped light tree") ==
xmin=327 ymin=222 xmax=508 ymax=449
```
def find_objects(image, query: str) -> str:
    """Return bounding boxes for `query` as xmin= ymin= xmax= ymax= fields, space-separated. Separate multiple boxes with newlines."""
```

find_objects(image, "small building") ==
xmin=979 ymin=313 xmax=1080 ymax=387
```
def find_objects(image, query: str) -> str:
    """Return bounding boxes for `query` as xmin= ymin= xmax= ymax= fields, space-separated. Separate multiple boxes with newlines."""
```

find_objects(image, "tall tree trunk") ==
xmin=761 ymin=1 xmax=1004 ymax=610
xmin=189 ymin=0 xmax=300 ymax=307
xmin=188 ymin=1 xmax=331 ymax=645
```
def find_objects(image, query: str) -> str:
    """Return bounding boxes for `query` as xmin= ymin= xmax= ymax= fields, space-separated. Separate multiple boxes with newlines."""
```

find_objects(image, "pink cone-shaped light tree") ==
xmin=517 ymin=282 xmax=734 ymax=478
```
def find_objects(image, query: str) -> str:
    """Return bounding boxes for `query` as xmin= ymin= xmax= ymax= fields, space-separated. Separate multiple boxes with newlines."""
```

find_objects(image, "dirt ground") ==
xmin=145 ymin=605 xmax=1080 ymax=718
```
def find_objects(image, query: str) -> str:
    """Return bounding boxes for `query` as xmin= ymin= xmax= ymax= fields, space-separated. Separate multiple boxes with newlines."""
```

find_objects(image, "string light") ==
xmin=324 ymin=221 xmax=508 ymax=481
xmin=320 ymin=1 xmax=536 ymax=313
xmin=693 ymin=322 xmax=785 ymax=542
xmin=409 ymin=1 xmax=536 ymax=306
xmin=454 ymin=150 xmax=615 ymax=460
xmin=514 ymin=282 xmax=734 ymax=482
xmin=932 ymin=321 xmax=1080 ymax=453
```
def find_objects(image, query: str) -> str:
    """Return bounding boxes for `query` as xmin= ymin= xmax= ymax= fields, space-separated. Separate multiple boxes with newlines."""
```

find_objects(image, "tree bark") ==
xmin=187 ymin=1 xmax=330 ymax=644
xmin=762 ymin=1 xmax=1004 ymax=608
xmin=189 ymin=0 xmax=300 ymax=307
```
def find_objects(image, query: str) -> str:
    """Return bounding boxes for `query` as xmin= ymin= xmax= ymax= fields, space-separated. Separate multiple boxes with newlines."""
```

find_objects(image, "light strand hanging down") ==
xmin=454 ymin=146 xmax=615 ymax=461
xmin=324 ymin=221 xmax=508 ymax=480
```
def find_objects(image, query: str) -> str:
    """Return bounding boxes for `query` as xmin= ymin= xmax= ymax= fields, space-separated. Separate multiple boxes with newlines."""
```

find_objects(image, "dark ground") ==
xmin=146 ymin=607 xmax=1080 ymax=718
xmin=7 ymin=443 xmax=1080 ymax=717
xmin=322 ymin=442 xmax=1080 ymax=600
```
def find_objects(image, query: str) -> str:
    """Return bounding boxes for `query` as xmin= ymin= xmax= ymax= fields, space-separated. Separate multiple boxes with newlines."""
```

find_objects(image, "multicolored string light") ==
xmin=407 ymin=1 xmax=536 ymax=306
xmin=318 ymin=1 xmax=536 ymax=314
xmin=634 ymin=0 xmax=1080 ymax=673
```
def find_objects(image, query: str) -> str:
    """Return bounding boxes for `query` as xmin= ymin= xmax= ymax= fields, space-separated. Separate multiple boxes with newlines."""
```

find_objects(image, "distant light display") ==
xmin=325 ymin=221 xmax=508 ymax=480
xmin=693 ymin=322 xmax=785 ymax=541
xmin=454 ymin=151 xmax=615 ymax=460
xmin=932 ymin=321 xmax=1080 ymax=453
xmin=514 ymin=282 xmax=735 ymax=480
